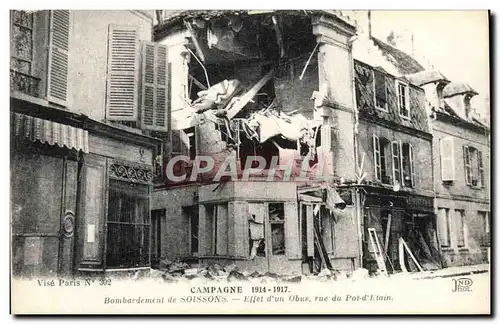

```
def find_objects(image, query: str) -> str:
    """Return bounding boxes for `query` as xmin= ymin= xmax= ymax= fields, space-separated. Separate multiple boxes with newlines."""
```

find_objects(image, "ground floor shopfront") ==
xmin=10 ymin=99 xmax=159 ymax=278
xmin=338 ymin=185 xmax=441 ymax=275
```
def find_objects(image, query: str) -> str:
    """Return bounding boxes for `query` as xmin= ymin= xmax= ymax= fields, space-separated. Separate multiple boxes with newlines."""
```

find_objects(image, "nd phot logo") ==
xmin=452 ymin=277 xmax=473 ymax=292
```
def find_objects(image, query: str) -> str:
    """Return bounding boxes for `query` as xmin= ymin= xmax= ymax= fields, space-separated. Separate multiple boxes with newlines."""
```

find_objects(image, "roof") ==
xmin=371 ymin=37 xmax=425 ymax=75
xmin=406 ymin=70 xmax=450 ymax=86
xmin=442 ymin=82 xmax=478 ymax=98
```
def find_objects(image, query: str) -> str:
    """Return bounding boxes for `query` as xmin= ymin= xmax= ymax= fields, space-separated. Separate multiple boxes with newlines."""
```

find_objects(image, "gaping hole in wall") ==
xmin=177 ymin=12 xmax=325 ymax=184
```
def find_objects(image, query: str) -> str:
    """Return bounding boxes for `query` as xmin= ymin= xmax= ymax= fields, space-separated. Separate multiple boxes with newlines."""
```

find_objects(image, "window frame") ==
xmin=401 ymin=142 xmax=415 ymax=188
xmin=438 ymin=207 xmax=451 ymax=247
xmin=268 ymin=202 xmax=286 ymax=256
xmin=106 ymin=179 xmax=151 ymax=269
xmin=396 ymin=80 xmax=410 ymax=119
xmin=10 ymin=10 xmax=34 ymax=74
xmin=391 ymin=140 xmax=402 ymax=186
xmin=455 ymin=209 xmax=466 ymax=248
xmin=372 ymin=69 xmax=388 ymax=111
xmin=373 ymin=134 xmax=381 ymax=181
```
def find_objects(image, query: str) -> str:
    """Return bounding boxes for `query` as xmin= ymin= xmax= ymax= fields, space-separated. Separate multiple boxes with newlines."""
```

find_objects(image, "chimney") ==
xmin=368 ymin=10 xmax=372 ymax=38
xmin=386 ymin=29 xmax=415 ymax=56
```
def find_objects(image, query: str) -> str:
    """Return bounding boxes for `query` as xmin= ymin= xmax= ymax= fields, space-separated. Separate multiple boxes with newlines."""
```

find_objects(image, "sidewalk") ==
xmin=395 ymin=263 xmax=490 ymax=280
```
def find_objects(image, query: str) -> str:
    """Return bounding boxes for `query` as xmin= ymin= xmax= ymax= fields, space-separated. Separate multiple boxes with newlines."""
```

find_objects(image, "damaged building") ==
xmin=152 ymin=10 xmax=360 ymax=275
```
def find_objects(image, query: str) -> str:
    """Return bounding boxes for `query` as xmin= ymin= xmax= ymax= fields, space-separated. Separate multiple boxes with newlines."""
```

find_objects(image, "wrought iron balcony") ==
xmin=10 ymin=69 xmax=40 ymax=98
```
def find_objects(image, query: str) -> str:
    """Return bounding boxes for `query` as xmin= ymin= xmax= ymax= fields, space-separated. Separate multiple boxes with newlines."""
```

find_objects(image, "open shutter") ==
xmin=391 ymin=141 xmax=401 ymax=185
xmin=106 ymin=25 xmax=139 ymax=121
xmin=409 ymin=144 xmax=415 ymax=187
xmin=47 ymin=10 xmax=70 ymax=106
xmin=440 ymin=137 xmax=455 ymax=181
xmin=372 ymin=134 xmax=381 ymax=180
xmin=463 ymin=145 xmax=471 ymax=185
xmin=478 ymin=151 xmax=485 ymax=188
xmin=141 ymin=41 xmax=169 ymax=131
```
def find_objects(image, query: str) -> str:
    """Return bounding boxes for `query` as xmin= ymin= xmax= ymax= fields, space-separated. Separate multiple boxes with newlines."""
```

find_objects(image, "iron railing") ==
xmin=10 ymin=69 xmax=40 ymax=97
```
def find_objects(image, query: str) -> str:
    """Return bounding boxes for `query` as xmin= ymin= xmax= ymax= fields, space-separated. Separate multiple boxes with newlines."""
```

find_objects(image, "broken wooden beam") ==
xmin=226 ymin=69 xmax=275 ymax=120
xmin=189 ymin=74 xmax=208 ymax=90
xmin=185 ymin=21 xmax=206 ymax=63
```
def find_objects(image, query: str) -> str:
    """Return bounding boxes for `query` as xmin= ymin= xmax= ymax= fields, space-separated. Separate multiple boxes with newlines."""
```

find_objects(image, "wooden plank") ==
xmin=226 ymin=69 xmax=274 ymax=120
xmin=398 ymin=238 xmax=408 ymax=272
xmin=401 ymin=238 xmax=424 ymax=272
xmin=384 ymin=213 xmax=392 ymax=256
xmin=306 ymin=204 xmax=314 ymax=257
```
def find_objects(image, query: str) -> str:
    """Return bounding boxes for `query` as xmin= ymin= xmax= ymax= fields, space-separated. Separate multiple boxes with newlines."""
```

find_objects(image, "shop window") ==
xmin=455 ymin=209 xmax=466 ymax=248
xmin=269 ymin=203 xmax=285 ymax=255
xmin=437 ymin=208 xmax=451 ymax=247
xmin=106 ymin=180 xmax=150 ymax=269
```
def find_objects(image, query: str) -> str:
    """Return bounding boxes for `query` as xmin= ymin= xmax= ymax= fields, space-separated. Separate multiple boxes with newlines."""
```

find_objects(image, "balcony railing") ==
xmin=10 ymin=69 xmax=40 ymax=98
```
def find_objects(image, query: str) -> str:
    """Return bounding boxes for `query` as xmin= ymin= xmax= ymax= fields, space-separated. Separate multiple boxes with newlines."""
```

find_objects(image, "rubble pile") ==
xmin=148 ymin=259 xmax=357 ymax=283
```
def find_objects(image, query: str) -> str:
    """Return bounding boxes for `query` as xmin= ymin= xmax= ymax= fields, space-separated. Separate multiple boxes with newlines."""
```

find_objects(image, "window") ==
xmin=478 ymin=211 xmax=490 ymax=246
xmin=440 ymin=137 xmax=455 ymax=182
xmin=373 ymin=134 xmax=390 ymax=184
xmin=151 ymin=209 xmax=165 ymax=265
xmin=397 ymin=81 xmax=410 ymax=119
xmin=206 ymin=203 xmax=228 ymax=255
xmin=10 ymin=10 xmax=33 ymax=74
xmin=437 ymin=208 xmax=451 ymax=247
xmin=455 ymin=209 xmax=466 ymax=248
xmin=106 ymin=180 xmax=150 ymax=269
xmin=464 ymin=146 xmax=484 ymax=188
xmin=401 ymin=143 xmax=415 ymax=188
xmin=183 ymin=206 xmax=199 ymax=255
xmin=373 ymin=69 xmax=387 ymax=110
xmin=269 ymin=203 xmax=285 ymax=255
xmin=373 ymin=134 xmax=381 ymax=181
xmin=391 ymin=141 xmax=402 ymax=186
xmin=106 ymin=26 xmax=170 ymax=130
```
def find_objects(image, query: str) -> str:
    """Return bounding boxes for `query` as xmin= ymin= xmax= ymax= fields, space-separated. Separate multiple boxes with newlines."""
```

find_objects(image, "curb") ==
xmin=414 ymin=268 xmax=489 ymax=280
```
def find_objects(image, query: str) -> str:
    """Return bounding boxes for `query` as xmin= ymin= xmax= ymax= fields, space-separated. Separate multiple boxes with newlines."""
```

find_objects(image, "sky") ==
xmin=348 ymin=10 xmax=490 ymax=118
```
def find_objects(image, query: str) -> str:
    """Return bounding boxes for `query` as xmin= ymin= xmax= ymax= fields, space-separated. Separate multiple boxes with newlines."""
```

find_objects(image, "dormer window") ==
xmin=464 ymin=94 xmax=472 ymax=119
xmin=373 ymin=69 xmax=388 ymax=111
xmin=396 ymin=80 xmax=410 ymax=119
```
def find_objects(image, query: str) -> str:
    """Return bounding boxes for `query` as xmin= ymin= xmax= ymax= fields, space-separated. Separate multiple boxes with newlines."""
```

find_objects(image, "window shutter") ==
xmin=439 ymin=137 xmax=455 ymax=181
xmin=478 ymin=151 xmax=485 ymax=188
xmin=463 ymin=145 xmax=471 ymax=185
xmin=47 ymin=10 xmax=70 ymax=106
xmin=373 ymin=134 xmax=381 ymax=180
xmin=141 ymin=41 xmax=169 ymax=131
xmin=409 ymin=144 xmax=415 ymax=187
xmin=106 ymin=25 xmax=139 ymax=121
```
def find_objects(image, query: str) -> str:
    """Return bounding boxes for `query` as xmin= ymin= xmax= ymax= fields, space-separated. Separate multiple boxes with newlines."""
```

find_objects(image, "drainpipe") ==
xmin=348 ymin=34 xmax=363 ymax=268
